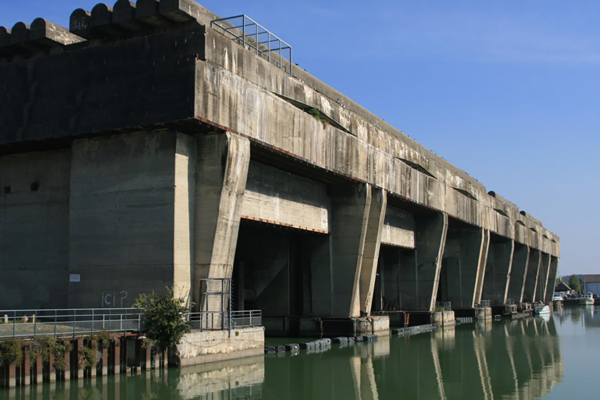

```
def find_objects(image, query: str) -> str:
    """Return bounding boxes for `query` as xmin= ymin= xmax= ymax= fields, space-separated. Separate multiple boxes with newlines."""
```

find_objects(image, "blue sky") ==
xmin=2 ymin=1 xmax=599 ymax=275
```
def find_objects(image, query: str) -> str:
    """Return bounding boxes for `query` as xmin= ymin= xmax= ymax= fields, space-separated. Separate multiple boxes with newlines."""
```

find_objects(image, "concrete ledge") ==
xmin=174 ymin=326 xmax=264 ymax=367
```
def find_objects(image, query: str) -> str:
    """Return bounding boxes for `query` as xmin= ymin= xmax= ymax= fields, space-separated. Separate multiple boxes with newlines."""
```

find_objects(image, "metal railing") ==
xmin=211 ymin=15 xmax=293 ymax=75
xmin=186 ymin=310 xmax=262 ymax=332
xmin=0 ymin=308 xmax=142 ymax=339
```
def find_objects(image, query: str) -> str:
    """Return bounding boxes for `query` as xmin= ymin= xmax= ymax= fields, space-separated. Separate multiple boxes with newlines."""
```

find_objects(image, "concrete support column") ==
xmin=441 ymin=226 xmax=488 ymax=310
xmin=508 ymin=243 xmax=530 ymax=304
xmin=398 ymin=212 xmax=448 ymax=312
xmin=482 ymin=237 xmax=514 ymax=306
xmin=523 ymin=248 xmax=541 ymax=303
xmin=193 ymin=132 xmax=250 ymax=312
xmin=329 ymin=184 xmax=380 ymax=318
xmin=473 ymin=230 xmax=490 ymax=306
xmin=537 ymin=253 xmax=551 ymax=302
xmin=545 ymin=256 xmax=559 ymax=302
xmin=359 ymin=188 xmax=387 ymax=316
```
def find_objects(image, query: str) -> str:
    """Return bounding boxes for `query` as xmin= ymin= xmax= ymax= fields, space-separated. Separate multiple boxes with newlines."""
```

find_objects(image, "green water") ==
xmin=2 ymin=306 xmax=599 ymax=399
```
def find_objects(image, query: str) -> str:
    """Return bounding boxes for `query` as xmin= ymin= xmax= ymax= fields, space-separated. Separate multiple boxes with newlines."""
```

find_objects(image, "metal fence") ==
xmin=0 ymin=308 xmax=142 ymax=339
xmin=211 ymin=15 xmax=293 ymax=75
xmin=187 ymin=310 xmax=262 ymax=331
xmin=0 ymin=307 xmax=263 ymax=339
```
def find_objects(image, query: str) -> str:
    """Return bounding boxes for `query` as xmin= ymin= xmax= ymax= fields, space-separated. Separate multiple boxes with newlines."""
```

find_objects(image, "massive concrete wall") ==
xmin=0 ymin=150 xmax=71 ymax=309
xmin=0 ymin=1 xmax=559 ymax=315
xmin=68 ymin=132 xmax=181 ymax=308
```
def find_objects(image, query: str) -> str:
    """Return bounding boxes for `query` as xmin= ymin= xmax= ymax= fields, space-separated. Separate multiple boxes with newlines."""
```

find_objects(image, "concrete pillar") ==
xmin=482 ymin=236 xmax=514 ymax=306
xmin=473 ymin=229 xmax=490 ymax=306
xmin=193 ymin=132 xmax=250 ymax=312
xmin=507 ymin=243 xmax=530 ymax=304
xmin=537 ymin=253 xmax=551 ymax=302
xmin=398 ymin=212 xmax=448 ymax=311
xmin=545 ymin=256 xmax=559 ymax=302
xmin=359 ymin=188 xmax=387 ymax=315
xmin=523 ymin=248 xmax=541 ymax=303
xmin=329 ymin=184 xmax=373 ymax=318
xmin=440 ymin=225 xmax=487 ymax=310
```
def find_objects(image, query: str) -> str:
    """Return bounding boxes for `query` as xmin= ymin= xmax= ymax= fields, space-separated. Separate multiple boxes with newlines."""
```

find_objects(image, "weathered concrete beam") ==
xmin=523 ymin=248 xmax=541 ymax=302
xmin=507 ymin=243 xmax=530 ymax=304
xmin=398 ymin=212 xmax=448 ymax=312
xmin=359 ymin=188 xmax=387 ymax=315
xmin=193 ymin=132 xmax=250 ymax=312
xmin=482 ymin=236 xmax=514 ymax=306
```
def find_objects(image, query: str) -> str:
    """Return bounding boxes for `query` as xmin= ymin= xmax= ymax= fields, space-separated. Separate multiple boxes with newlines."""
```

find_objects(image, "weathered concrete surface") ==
xmin=68 ymin=132 xmax=178 ymax=308
xmin=242 ymin=161 xmax=330 ymax=233
xmin=194 ymin=133 xmax=250 ymax=312
xmin=381 ymin=206 xmax=415 ymax=248
xmin=175 ymin=327 xmax=264 ymax=366
xmin=0 ymin=150 xmax=70 ymax=309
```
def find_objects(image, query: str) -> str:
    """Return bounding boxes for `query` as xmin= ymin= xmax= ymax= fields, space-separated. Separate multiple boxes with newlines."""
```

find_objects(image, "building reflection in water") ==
xmin=1 ymin=317 xmax=563 ymax=400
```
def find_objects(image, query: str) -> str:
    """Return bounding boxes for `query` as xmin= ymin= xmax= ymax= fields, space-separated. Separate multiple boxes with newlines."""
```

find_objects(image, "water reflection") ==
xmin=1 ymin=317 xmax=564 ymax=400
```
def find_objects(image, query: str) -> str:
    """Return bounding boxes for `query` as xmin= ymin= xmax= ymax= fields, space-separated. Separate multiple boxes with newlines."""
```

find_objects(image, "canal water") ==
xmin=1 ymin=306 xmax=598 ymax=399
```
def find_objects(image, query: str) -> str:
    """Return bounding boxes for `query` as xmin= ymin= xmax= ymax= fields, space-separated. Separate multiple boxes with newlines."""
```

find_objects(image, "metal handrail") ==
xmin=185 ymin=310 xmax=262 ymax=332
xmin=0 ymin=308 xmax=142 ymax=339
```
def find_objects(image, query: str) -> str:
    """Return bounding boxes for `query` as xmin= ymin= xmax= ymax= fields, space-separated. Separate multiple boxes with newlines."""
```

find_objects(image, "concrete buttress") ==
xmin=329 ymin=184 xmax=373 ymax=318
xmin=193 ymin=132 xmax=250 ymax=312
xmin=440 ymin=225 xmax=488 ymax=310
xmin=545 ymin=256 xmax=559 ymax=302
xmin=482 ymin=236 xmax=514 ymax=306
xmin=537 ymin=253 xmax=551 ymax=303
xmin=507 ymin=243 xmax=530 ymax=305
xmin=359 ymin=188 xmax=387 ymax=315
xmin=472 ymin=229 xmax=491 ymax=307
xmin=523 ymin=248 xmax=541 ymax=303
xmin=398 ymin=212 xmax=448 ymax=312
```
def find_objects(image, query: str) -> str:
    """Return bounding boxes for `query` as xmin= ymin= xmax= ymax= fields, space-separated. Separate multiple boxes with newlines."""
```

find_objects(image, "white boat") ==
xmin=534 ymin=303 xmax=550 ymax=315
xmin=580 ymin=293 xmax=595 ymax=306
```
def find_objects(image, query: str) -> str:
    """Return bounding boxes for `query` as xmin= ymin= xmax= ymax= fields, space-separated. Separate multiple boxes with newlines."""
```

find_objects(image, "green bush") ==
xmin=0 ymin=339 xmax=23 ymax=366
xmin=133 ymin=288 xmax=192 ymax=354
xmin=34 ymin=337 xmax=71 ymax=371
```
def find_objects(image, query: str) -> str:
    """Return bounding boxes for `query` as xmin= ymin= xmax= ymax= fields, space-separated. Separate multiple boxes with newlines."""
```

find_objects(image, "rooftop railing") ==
xmin=211 ymin=14 xmax=293 ymax=75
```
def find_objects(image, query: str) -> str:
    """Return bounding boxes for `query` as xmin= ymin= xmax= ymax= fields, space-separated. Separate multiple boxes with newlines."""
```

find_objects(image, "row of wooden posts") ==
xmin=0 ymin=334 xmax=167 ymax=388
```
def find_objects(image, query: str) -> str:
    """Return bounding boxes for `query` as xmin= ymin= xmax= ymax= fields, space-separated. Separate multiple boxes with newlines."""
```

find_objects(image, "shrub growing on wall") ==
xmin=133 ymin=288 xmax=192 ymax=354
